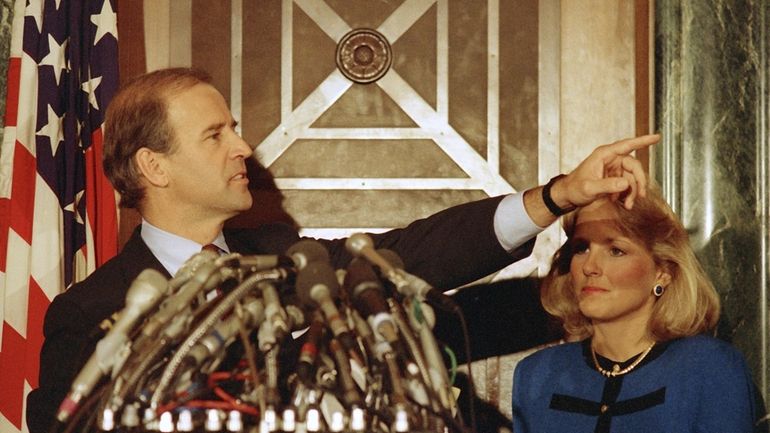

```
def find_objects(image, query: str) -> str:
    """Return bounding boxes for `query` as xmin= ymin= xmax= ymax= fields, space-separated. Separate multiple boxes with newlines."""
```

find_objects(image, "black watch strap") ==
xmin=542 ymin=174 xmax=576 ymax=216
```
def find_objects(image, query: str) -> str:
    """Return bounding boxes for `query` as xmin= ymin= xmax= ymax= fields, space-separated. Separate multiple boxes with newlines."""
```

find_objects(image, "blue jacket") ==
xmin=513 ymin=335 xmax=763 ymax=433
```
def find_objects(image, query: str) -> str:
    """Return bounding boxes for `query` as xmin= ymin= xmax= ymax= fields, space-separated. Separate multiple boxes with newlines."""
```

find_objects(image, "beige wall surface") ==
xmin=561 ymin=0 xmax=635 ymax=169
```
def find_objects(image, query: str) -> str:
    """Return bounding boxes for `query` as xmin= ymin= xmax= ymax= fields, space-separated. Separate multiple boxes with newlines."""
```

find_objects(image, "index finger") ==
xmin=598 ymin=134 xmax=661 ymax=160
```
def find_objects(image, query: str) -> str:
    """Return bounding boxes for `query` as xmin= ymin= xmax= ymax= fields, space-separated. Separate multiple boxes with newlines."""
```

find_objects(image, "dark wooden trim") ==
xmin=117 ymin=0 xmax=146 ymax=82
xmin=634 ymin=0 xmax=652 ymax=172
xmin=117 ymin=0 xmax=145 ymax=248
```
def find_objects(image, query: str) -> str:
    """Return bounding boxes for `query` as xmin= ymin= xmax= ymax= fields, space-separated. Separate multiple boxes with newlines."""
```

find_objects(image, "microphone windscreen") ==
xmin=344 ymin=233 xmax=374 ymax=256
xmin=295 ymin=261 xmax=340 ymax=307
xmin=125 ymin=268 xmax=168 ymax=312
xmin=343 ymin=258 xmax=381 ymax=297
xmin=344 ymin=258 xmax=389 ymax=317
xmin=286 ymin=239 xmax=329 ymax=270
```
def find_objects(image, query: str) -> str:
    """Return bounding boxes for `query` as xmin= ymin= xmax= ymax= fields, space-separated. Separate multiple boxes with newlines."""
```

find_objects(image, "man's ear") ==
xmin=134 ymin=148 xmax=168 ymax=187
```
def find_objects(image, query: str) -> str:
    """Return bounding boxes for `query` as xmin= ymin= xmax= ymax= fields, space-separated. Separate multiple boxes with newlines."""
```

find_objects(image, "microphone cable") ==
xmin=449 ymin=298 xmax=479 ymax=433
xmin=402 ymin=279 xmax=476 ymax=433
xmin=414 ymin=293 xmax=478 ymax=433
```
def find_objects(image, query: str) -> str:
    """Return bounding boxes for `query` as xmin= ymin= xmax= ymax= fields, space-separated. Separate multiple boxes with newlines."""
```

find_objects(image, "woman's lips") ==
xmin=581 ymin=286 xmax=607 ymax=295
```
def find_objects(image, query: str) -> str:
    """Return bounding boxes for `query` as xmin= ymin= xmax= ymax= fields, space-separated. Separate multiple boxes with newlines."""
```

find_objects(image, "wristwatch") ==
xmin=542 ymin=174 xmax=576 ymax=216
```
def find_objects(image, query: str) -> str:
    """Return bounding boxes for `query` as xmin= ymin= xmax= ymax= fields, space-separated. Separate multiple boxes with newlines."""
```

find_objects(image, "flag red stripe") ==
xmin=86 ymin=128 xmax=118 ymax=266
xmin=0 ymin=198 xmax=6 ymax=272
xmin=3 ymin=57 xmax=20 ymax=127
xmin=0 ymin=321 xmax=25 ymax=428
xmin=9 ymin=141 xmax=36 ymax=244
xmin=0 ymin=278 xmax=48 ymax=429
xmin=24 ymin=277 xmax=48 ymax=390
xmin=0 ymin=197 xmax=8 ymax=273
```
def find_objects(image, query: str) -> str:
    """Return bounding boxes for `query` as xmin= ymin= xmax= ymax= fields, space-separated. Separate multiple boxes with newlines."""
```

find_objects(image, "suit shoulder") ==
xmin=665 ymin=335 xmax=752 ymax=381
xmin=54 ymin=251 xmax=133 ymax=301
xmin=669 ymin=335 xmax=741 ymax=356
xmin=516 ymin=341 xmax=581 ymax=373
xmin=46 ymin=251 xmax=142 ymax=334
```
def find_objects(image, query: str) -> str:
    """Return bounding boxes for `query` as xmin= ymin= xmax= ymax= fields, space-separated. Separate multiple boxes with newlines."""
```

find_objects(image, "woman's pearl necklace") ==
xmin=591 ymin=342 xmax=656 ymax=377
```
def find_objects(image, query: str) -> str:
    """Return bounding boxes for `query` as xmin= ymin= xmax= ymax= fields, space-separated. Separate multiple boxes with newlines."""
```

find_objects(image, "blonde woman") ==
xmin=512 ymin=186 xmax=765 ymax=432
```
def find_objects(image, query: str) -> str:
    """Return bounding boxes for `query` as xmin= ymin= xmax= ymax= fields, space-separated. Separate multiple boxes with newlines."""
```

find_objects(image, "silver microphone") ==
xmin=57 ymin=268 xmax=168 ymax=423
xmin=345 ymin=234 xmax=459 ymax=312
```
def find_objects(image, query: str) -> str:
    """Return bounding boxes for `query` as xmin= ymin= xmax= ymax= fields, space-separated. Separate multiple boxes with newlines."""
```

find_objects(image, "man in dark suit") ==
xmin=25 ymin=67 xmax=658 ymax=432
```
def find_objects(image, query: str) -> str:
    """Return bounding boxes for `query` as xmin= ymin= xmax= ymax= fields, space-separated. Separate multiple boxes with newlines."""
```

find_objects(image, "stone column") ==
xmin=0 ymin=0 xmax=14 ymax=142
xmin=656 ymin=0 xmax=770 ymax=403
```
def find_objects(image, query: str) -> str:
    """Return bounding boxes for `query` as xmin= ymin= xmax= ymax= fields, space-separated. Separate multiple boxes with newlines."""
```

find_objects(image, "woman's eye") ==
xmin=610 ymin=247 xmax=626 ymax=256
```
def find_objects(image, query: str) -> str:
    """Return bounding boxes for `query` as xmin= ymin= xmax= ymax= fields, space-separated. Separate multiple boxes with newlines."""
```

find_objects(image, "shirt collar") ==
xmin=140 ymin=219 xmax=230 ymax=276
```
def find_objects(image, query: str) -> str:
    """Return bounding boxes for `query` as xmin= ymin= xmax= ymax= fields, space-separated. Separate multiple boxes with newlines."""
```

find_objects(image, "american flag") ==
xmin=0 ymin=0 xmax=119 ymax=431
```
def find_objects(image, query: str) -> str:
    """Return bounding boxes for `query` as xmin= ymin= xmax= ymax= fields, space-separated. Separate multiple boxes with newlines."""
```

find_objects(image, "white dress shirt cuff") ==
xmin=493 ymin=192 xmax=546 ymax=252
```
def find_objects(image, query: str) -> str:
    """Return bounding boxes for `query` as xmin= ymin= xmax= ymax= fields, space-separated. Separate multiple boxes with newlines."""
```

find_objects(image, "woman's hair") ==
xmin=103 ymin=68 xmax=212 ymax=209
xmin=541 ymin=185 xmax=720 ymax=341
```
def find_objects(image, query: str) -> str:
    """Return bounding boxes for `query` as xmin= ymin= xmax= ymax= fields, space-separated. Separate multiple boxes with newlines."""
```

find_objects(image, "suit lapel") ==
xmin=120 ymin=226 xmax=172 ymax=280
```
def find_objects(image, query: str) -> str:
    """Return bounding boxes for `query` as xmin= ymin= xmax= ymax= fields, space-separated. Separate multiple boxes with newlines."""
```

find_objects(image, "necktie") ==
xmin=201 ymin=244 xmax=224 ymax=299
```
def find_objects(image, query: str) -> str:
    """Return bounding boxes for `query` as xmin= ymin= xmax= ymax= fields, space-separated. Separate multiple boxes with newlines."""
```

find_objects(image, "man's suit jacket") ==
xmin=26 ymin=196 xmax=533 ymax=433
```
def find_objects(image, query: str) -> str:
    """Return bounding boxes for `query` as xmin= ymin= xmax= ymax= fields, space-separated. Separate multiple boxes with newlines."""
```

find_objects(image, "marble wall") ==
xmin=656 ymin=0 xmax=770 ymax=404
xmin=0 ymin=0 xmax=13 ymax=143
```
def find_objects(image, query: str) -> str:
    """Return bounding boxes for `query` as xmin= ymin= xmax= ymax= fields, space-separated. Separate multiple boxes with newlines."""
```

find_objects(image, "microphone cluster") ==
xmin=55 ymin=234 xmax=465 ymax=433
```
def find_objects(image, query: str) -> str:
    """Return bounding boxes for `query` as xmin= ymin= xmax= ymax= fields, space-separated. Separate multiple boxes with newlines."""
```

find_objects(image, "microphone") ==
xmin=345 ymin=234 xmax=399 ymax=276
xmin=139 ymin=256 xmax=227 ymax=341
xmin=375 ymin=252 xmax=453 ymax=412
xmin=343 ymin=258 xmax=399 ymax=357
xmin=295 ymin=261 xmax=348 ymax=339
xmin=345 ymin=234 xmax=459 ymax=313
xmin=57 ymin=269 xmax=168 ymax=423
xmin=295 ymin=259 xmax=360 ymax=362
xmin=344 ymin=258 xmax=390 ymax=318
xmin=296 ymin=312 xmax=325 ymax=384
xmin=183 ymin=295 xmax=266 ymax=371
xmin=169 ymin=249 xmax=219 ymax=292
xmin=217 ymin=254 xmax=295 ymax=273
xmin=259 ymin=280 xmax=290 ymax=343
xmin=329 ymin=338 xmax=362 ymax=406
xmin=286 ymin=239 xmax=329 ymax=270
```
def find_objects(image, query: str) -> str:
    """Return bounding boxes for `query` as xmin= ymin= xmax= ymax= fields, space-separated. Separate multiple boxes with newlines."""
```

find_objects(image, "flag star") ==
xmin=39 ymin=34 xmax=69 ymax=85
xmin=25 ymin=0 xmax=44 ymax=33
xmin=73 ymin=190 xmax=85 ymax=224
xmin=63 ymin=189 xmax=85 ymax=223
xmin=37 ymin=105 xmax=64 ymax=155
xmin=91 ymin=0 xmax=118 ymax=44
xmin=82 ymin=74 xmax=103 ymax=110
